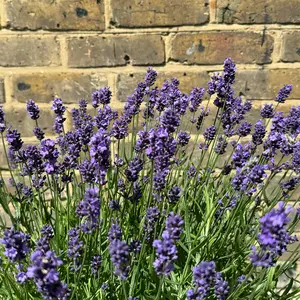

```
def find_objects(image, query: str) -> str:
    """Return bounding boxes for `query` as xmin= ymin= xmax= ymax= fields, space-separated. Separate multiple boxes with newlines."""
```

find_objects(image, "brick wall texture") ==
xmin=0 ymin=1 xmax=298 ymax=159
xmin=0 ymin=0 xmax=300 ymax=132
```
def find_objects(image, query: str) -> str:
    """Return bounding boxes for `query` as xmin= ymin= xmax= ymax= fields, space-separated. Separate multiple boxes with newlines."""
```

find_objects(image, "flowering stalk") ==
xmin=0 ymin=60 xmax=299 ymax=299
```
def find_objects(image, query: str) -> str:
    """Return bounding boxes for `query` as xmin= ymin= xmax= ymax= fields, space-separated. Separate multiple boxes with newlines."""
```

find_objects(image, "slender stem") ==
xmin=155 ymin=277 xmax=164 ymax=300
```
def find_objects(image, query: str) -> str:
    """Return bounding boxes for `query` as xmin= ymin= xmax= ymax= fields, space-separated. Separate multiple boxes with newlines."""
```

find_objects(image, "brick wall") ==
xmin=0 ymin=0 xmax=300 ymax=135
xmin=0 ymin=0 xmax=299 ymax=156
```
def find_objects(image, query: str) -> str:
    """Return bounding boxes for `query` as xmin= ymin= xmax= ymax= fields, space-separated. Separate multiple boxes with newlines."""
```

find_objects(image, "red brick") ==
xmin=0 ymin=36 xmax=60 ymax=67
xmin=170 ymin=32 xmax=273 ymax=65
xmin=10 ymin=72 xmax=108 ymax=103
xmin=66 ymin=35 xmax=165 ymax=68
xmin=110 ymin=0 xmax=208 ymax=27
xmin=4 ymin=0 xmax=105 ymax=30
xmin=216 ymin=0 xmax=300 ymax=24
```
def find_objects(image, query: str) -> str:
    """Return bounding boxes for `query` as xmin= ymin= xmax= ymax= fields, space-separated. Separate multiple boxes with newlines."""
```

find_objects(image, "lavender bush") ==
xmin=0 ymin=58 xmax=299 ymax=299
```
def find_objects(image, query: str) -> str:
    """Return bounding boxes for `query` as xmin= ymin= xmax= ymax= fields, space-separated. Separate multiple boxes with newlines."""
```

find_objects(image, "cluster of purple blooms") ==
xmin=187 ymin=261 xmax=229 ymax=300
xmin=1 ymin=227 xmax=30 ymax=262
xmin=250 ymin=202 xmax=298 ymax=267
xmin=153 ymin=212 xmax=183 ymax=276
xmin=0 ymin=57 xmax=299 ymax=299
xmin=1 ymin=225 xmax=69 ymax=299
xmin=108 ymin=220 xmax=130 ymax=279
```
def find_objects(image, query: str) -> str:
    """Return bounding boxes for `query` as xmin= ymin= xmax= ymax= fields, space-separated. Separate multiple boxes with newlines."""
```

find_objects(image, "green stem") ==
xmin=155 ymin=277 xmax=164 ymax=300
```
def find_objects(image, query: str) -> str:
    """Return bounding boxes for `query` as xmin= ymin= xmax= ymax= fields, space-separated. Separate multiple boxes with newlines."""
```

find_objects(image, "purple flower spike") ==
xmin=27 ymin=250 xmax=69 ymax=299
xmin=189 ymin=87 xmax=205 ymax=113
xmin=52 ymin=98 xmax=66 ymax=115
xmin=76 ymin=187 xmax=100 ymax=225
xmin=144 ymin=67 xmax=157 ymax=87
xmin=109 ymin=239 xmax=130 ymax=280
xmin=26 ymin=99 xmax=40 ymax=120
xmin=1 ymin=228 xmax=31 ymax=262
xmin=260 ymin=104 xmax=274 ymax=118
xmin=250 ymin=202 xmax=297 ymax=267
xmin=153 ymin=212 xmax=183 ymax=276
xmin=33 ymin=127 xmax=45 ymax=141
xmin=275 ymin=84 xmax=292 ymax=103
xmin=0 ymin=106 xmax=6 ymax=132
xmin=92 ymin=87 xmax=112 ymax=108
xmin=204 ymin=125 xmax=216 ymax=141
xmin=178 ymin=130 xmax=190 ymax=146
xmin=6 ymin=128 xmax=23 ymax=151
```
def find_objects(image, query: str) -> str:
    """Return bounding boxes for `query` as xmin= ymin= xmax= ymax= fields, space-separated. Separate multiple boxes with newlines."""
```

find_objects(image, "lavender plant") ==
xmin=0 ymin=58 xmax=299 ymax=299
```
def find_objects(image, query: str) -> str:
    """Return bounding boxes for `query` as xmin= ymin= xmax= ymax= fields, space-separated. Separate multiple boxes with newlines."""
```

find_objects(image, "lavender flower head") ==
xmin=168 ymin=186 xmax=181 ymax=204
xmin=189 ymin=87 xmax=205 ymax=112
xmin=40 ymin=139 xmax=59 ymax=174
xmin=33 ymin=127 xmax=45 ymax=141
xmin=153 ymin=213 xmax=183 ymax=276
xmin=1 ymin=228 xmax=31 ymax=262
xmin=260 ymin=104 xmax=274 ymax=118
xmin=178 ymin=130 xmax=190 ymax=146
xmin=109 ymin=239 xmax=130 ymax=280
xmin=214 ymin=272 xmax=229 ymax=300
xmin=68 ymin=227 xmax=83 ymax=270
xmin=27 ymin=249 xmax=69 ymax=300
xmin=92 ymin=87 xmax=112 ymax=108
xmin=91 ymin=255 xmax=102 ymax=274
xmin=26 ymin=99 xmax=40 ymax=120
xmin=204 ymin=125 xmax=216 ymax=141
xmin=76 ymin=187 xmax=100 ymax=224
xmin=108 ymin=221 xmax=130 ymax=279
xmin=0 ymin=106 xmax=6 ymax=132
xmin=6 ymin=127 xmax=23 ymax=151
xmin=187 ymin=261 xmax=216 ymax=299
xmin=250 ymin=202 xmax=297 ymax=267
xmin=144 ymin=67 xmax=157 ymax=87
xmin=52 ymin=98 xmax=66 ymax=115
xmin=108 ymin=220 xmax=122 ymax=242
xmin=275 ymin=84 xmax=292 ymax=103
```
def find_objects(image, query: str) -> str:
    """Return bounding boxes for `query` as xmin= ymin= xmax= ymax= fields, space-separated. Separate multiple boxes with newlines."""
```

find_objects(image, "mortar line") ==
xmin=1 ymin=62 xmax=300 ymax=74
xmin=103 ymin=0 xmax=112 ymax=30
xmin=0 ymin=0 xmax=5 ymax=28
xmin=209 ymin=0 xmax=217 ymax=24
xmin=0 ymin=25 xmax=300 ymax=36
xmin=58 ymin=35 xmax=68 ymax=68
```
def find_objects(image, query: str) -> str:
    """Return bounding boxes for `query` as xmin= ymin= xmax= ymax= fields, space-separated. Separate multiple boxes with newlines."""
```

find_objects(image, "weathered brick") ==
xmin=281 ymin=32 xmax=300 ymax=62
xmin=0 ymin=79 xmax=4 ymax=103
xmin=234 ymin=69 xmax=300 ymax=100
xmin=116 ymin=69 xmax=300 ymax=102
xmin=110 ymin=0 xmax=208 ymax=27
xmin=216 ymin=0 xmax=300 ymax=24
xmin=10 ymin=72 xmax=108 ymax=103
xmin=116 ymin=71 xmax=210 ymax=102
xmin=0 ymin=36 xmax=60 ymax=67
xmin=4 ymin=106 xmax=56 ymax=137
xmin=4 ymin=0 xmax=105 ymax=30
xmin=67 ymin=35 xmax=165 ymax=67
xmin=170 ymin=32 xmax=273 ymax=65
